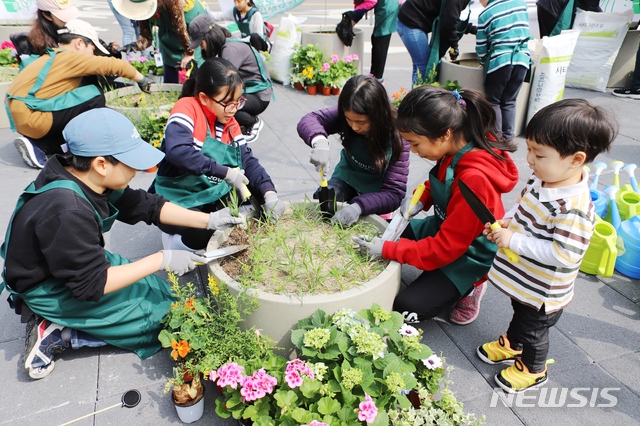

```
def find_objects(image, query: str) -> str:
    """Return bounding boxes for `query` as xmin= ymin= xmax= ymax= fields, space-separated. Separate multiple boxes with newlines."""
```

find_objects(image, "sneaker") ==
xmin=14 ymin=136 xmax=46 ymax=169
xmin=23 ymin=318 xmax=68 ymax=379
xmin=495 ymin=359 xmax=548 ymax=393
xmin=243 ymin=118 xmax=264 ymax=144
xmin=612 ymin=87 xmax=640 ymax=99
xmin=477 ymin=334 xmax=522 ymax=365
xmin=402 ymin=311 xmax=421 ymax=324
xmin=449 ymin=281 xmax=487 ymax=325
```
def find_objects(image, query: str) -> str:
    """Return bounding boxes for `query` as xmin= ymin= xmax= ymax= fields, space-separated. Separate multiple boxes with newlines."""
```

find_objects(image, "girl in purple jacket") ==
xmin=297 ymin=75 xmax=410 ymax=226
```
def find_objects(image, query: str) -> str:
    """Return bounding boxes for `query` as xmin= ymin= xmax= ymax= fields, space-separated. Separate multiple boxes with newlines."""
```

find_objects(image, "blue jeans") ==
xmin=68 ymin=328 xmax=108 ymax=349
xmin=107 ymin=0 xmax=141 ymax=60
xmin=397 ymin=19 xmax=430 ymax=85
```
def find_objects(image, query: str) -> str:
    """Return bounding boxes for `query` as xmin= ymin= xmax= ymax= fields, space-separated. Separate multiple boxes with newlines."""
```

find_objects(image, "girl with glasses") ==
xmin=152 ymin=58 xmax=284 ymax=251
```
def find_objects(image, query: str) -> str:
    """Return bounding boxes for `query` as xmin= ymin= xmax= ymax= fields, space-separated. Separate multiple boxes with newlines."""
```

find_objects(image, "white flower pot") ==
xmin=207 ymin=201 xmax=401 ymax=355
xmin=0 ymin=67 xmax=18 ymax=129
xmin=174 ymin=392 xmax=205 ymax=424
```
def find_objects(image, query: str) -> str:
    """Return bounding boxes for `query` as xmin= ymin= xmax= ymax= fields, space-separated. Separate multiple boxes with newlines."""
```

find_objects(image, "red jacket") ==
xmin=383 ymin=148 xmax=518 ymax=271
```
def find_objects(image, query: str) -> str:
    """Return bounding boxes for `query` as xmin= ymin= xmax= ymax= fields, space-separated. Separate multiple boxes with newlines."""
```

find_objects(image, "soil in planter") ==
xmin=218 ymin=205 xmax=387 ymax=295
xmin=109 ymin=91 xmax=180 ymax=108
xmin=454 ymin=59 xmax=482 ymax=68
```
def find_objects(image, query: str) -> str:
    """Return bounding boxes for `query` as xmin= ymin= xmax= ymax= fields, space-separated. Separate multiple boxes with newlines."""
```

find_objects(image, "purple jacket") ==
xmin=297 ymin=105 xmax=410 ymax=215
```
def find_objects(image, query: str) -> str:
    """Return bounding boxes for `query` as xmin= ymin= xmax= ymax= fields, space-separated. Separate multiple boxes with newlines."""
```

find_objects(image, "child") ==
xmin=188 ymin=16 xmax=272 ymax=142
xmin=154 ymin=58 xmax=284 ymax=250
xmin=478 ymin=99 xmax=617 ymax=393
xmin=210 ymin=0 xmax=270 ymax=52
xmin=476 ymin=0 xmax=530 ymax=141
xmin=1 ymin=108 xmax=242 ymax=379
xmin=297 ymin=75 xmax=409 ymax=226
xmin=352 ymin=86 xmax=518 ymax=324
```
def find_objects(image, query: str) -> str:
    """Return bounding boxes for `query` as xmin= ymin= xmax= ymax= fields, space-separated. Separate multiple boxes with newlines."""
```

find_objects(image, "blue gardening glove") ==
xmin=351 ymin=235 xmax=383 ymax=260
xmin=264 ymin=192 xmax=285 ymax=219
xmin=207 ymin=208 xmax=244 ymax=230
xmin=400 ymin=196 xmax=424 ymax=221
xmin=332 ymin=203 xmax=362 ymax=226
xmin=137 ymin=75 xmax=152 ymax=94
xmin=160 ymin=250 xmax=206 ymax=276
xmin=223 ymin=168 xmax=250 ymax=201
xmin=309 ymin=137 xmax=330 ymax=172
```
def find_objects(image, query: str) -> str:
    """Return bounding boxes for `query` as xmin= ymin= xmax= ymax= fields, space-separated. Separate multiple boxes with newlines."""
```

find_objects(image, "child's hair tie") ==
xmin=452 ymin=89 xmax=466 ymax=107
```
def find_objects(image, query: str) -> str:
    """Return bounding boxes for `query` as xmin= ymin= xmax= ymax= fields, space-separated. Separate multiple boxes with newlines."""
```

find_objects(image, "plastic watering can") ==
xmin=580 ymin=218 xmax=618 ymax=278
xmin=614 ymin=215 xmax=640 ymax=279
xmin=616 ymin=184 xmax=640 ymax=221
xmin=590 ymin=189 xmax=608 ymax=218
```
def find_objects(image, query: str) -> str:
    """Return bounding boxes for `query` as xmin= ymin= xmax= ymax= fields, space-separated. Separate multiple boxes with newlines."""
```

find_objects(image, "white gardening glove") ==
xmin=223 ymin=168 xmax=249 ymax=201
xmin=207 ymin=208 xmax=244 ymax=230
xmin=351 ymin=236 xmax=384 ymax=260
xmin=160 ymin=250 xmax=206 ymax=276
xmin=309 ymin=137 xmax=330 ymax=172
xmin=331 ymin=203 xmax=362 ymax=226
xmin=400 ymin=196 xmax=424 ymax=221
xmin=263 ymin=192 xmax=285 ymax=219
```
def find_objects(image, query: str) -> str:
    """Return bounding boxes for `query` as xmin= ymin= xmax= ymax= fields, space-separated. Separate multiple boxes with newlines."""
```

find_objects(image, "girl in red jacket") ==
xmin=353 ymin=86 xmax=518 ymax=325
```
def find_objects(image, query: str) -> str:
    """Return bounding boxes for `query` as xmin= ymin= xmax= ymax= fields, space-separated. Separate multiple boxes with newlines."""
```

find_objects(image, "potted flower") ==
xmin=289 ymin=44 xmax=325 ymax=94
xmin=132 ymin=110 xmax=170 ymax=149
xmin=158 ymin=272 xmax=275 ymax=423
xmin=317 ymin=62 xmax=332 ymax=96
xmin=0 ymin=40 xmax=18 ymax=129
xmin=327 ymin=54 xmax=359 ymax=94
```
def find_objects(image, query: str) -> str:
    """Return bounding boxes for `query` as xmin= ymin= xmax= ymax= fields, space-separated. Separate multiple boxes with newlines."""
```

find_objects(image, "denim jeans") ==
xmin=397 ymin=19 xmax=430 ymax=85
xmin=107 ymin=0 xmax=136 ymax=45
xmin=67 ymin=328 xmax=108 ymax=349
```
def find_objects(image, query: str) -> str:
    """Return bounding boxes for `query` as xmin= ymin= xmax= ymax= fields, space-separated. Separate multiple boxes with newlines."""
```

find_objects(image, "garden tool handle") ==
xmin=489 ymin=222 xmax=519 ymax=263
xmin=408 ymin=183 xmax=426 ymax=213
xmin=320 ymin=168 xmax=328 ymax=187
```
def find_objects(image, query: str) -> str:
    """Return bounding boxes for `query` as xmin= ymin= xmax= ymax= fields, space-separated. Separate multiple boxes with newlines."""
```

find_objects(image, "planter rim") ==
xmin=208 ymin=201 xmax=400 ymax=303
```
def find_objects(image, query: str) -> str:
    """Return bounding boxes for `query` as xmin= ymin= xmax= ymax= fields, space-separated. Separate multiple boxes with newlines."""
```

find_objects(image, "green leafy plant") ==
xmin=290 ymin=44 xmax=325 ymax=86
xmin=0 ymin=41 xmax=18 ymax=68
xmin=127 ymin=55 xmax=163 ymax=75
xmin=326 ymin=54 xmax=359 ymax=89
xmin=132 ymin=110 xmax=169 ymax=149
xmin=108 ymin=90 xmax=179 ymax=109
xmin=390 ymin=67 xmax=461 ymax=107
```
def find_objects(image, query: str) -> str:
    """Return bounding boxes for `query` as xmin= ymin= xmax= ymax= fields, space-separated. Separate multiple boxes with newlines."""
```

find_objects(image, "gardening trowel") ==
xmin=318 ymin=168 xmax=336 ymax=219
xmin=380 ymin=183 xmax=426 ymax=242
xmin=458 ymin=179 xmax=519 ymax=263
xmin=195 ymin=245 xmax=249 ymax=264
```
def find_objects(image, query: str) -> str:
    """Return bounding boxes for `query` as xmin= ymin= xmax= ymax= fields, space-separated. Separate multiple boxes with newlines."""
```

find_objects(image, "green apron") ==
xmin=425 ymin=0 xmax=471 ymax=81
xmin=234 ymin=7 xmax=260 ymax=39
xmin=409 ymin=143 xmax=497 ymax=295
xmin=332 ymin=135 xmax=390 ymax=194
xmin=4 ymin=48 xmax=102 ymax=132
xmin=154 ymin=120 xmax=242 ymax=209
xmin=156 ymin=0 xmax=206 ymax=68
xmin=373 ymin=0 xmax=399 ymax=37
xmin=226 ymin=39 xmax=274 ymax=95
xmin=0 ymin=180 xmax=174 ymax=359
xmin=550 ymin=0 xmax=575 ymax=37
xmin=482 ymin=38 xmax=530 ymax=81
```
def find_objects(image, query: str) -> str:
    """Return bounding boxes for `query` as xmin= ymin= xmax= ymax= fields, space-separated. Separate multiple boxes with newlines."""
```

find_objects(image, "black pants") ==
xmin=537 ymin=6 xmax=558 ymax=38
xmin=392 ymin=226 xmax=465 ymax=321
xmin=370 ymin=34 xmax=392 ymax=80
xmin=163 ymin=65 xmax=180 ymax=84
xmin=31 ymin=94 xmax=106 ymax=155
xmin=506 ymin=299 xmax=563 ymax=373
xmin=235 ymin=94 xmax=270 ymax=131
xmin=484 ymin=65 xmax=527 ymax=141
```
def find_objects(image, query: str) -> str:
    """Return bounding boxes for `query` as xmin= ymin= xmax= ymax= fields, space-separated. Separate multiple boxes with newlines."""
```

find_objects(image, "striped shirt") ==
xmin=488 ymin=171 xmax=595 ymax=313
xmin=476 ymin=0 xmax=531 ymax=74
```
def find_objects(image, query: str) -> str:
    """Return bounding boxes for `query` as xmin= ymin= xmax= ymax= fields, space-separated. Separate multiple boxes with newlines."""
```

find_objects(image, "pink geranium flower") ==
xmin=215 ymin=362 xmax=245 ymax=389
xmin=1 ymin=41 xmax=15 ymax=50
xmin=322 ymin=62 xmax=330 ymax=72
xmin=355 ymin=393 xmax=378 ymax=424
xmin=331 ymin=54 xmax=340 ymax=63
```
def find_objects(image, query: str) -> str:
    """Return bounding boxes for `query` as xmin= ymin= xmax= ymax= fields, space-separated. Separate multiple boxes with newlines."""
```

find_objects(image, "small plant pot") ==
xmin=295 ymin=82 xmax=304 ymax=90
xmin=307 ymin=85 xmax=318 ymax=95
xmin=331 ymin=87 xmax=341 ymax=96
xmin=321 ymin=86 xmax=331 ymax=96
xmin=174 ymin=386 xmax=205 ymax=423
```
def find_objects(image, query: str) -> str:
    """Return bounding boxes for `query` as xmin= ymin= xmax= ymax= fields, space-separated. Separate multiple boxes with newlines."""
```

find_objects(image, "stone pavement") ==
xmin=0 ymin=1 xmax=639 ymax=425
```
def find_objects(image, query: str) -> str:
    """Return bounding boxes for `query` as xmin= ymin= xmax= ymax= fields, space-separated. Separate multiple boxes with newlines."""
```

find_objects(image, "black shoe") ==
xmin=612 ymin=87 xmax=640 ymax=99
xmin=243 ymin=118 xmax=264 ymax=144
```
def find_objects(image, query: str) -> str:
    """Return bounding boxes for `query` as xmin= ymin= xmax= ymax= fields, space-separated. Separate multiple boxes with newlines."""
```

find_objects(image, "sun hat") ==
xmin=36 ymin=0 xmax=81 ymax=23
xmin=63 ymin=109 xmax=165 ymax=171
xmin=187 ymin=14 xmax=217 ymax=50
xmin=58 ymin=19 xmax=110 ymax=55
xmin=110 ymin=0 xmax=158 ymax=21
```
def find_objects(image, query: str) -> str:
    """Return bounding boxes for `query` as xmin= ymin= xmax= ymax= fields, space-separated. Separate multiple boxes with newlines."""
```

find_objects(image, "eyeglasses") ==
xmin=211 ymin=96 xmax=246 ymax=112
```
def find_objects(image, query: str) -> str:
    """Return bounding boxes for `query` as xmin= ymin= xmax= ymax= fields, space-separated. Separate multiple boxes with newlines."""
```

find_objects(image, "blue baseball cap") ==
xmin=63 ymin=108 xmax=165 ymax=171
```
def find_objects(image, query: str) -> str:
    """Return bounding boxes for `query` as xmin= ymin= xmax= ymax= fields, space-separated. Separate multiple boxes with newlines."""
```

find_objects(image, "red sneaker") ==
xmin=449 ymin=281 xmax=487 ymax=325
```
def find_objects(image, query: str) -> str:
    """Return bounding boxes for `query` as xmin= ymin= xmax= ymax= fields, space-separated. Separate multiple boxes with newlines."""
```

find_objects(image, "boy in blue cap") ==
xmin=0 ymin=108 xmax=242 ymax=379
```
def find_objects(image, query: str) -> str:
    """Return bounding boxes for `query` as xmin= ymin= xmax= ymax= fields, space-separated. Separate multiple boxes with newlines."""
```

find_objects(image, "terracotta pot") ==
xmin=322 ymin=86 xmax=331 ymax=96
xmin=331 ymin=87 xmax=340 ymax=95
xmin=307 ymin=85 xmax=318 ymax=95
xmin=295 ymin=82 xmax=304 ymax=91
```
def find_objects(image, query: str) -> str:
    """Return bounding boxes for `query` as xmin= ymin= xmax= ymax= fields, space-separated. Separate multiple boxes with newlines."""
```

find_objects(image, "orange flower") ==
xmin=185 ymin=297 xmax=196 ymax=311
xmin=171 ymin=340 xmax=191 ymax=360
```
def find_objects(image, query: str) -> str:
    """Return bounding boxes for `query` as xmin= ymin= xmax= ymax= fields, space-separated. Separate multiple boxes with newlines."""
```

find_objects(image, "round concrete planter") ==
xmin=0 ymin=67 xmax=18 ymax=129
xmin=439 ymin=53 xmax=532 ymax=137
xmin=207 ymin=202 xmax=401 ymax=354
xmin=301 ymin=27 xmax=364 ymax=76
xmin=0 ymin=23 xmax=31 ymax=46
xmin=104 ymin=83 xmax=182 ymax=121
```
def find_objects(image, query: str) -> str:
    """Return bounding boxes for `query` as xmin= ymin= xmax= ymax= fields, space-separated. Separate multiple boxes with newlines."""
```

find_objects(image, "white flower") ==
xmin=398 ymin=323 xmax=419 ymax=337
xmin=422 ymin=354 xmax=443 ymax=370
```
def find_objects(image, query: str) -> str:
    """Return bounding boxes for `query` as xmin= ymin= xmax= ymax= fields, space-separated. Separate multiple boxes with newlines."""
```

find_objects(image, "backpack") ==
xmin=336 ymin=11 xmax=355 ymax=47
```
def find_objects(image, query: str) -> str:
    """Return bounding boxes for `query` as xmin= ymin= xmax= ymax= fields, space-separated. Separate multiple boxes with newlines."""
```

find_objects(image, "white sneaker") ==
xmin=243 ymin=118 xmax=264 ymax=144
xmin=161 ymin=232 xmax=193 ymax=251
xmin=14 ymin=136 xmax=45 ymax=169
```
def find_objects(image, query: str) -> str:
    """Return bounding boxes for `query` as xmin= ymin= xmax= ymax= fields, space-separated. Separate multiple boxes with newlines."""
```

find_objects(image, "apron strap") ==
xmin=443 ymin=141 xmax=475 ymax=206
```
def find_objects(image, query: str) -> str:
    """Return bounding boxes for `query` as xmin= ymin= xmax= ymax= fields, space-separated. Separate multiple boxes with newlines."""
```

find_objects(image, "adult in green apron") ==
xmin=351 ymin=0 xmax=399 ymax=81
xmin=187 ymin=16 xmax=273 ymax=141
xmin=537 ymin=0 xmax=575 ymax=38
xmin=352 ymin=85 xmax=519 ymax=324
xmin=298 ymin=75 xmax=409 ymax=226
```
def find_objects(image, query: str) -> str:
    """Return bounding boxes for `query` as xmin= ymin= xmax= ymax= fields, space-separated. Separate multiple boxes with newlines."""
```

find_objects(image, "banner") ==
xmin=252 ymin=0 xmax=307 ymax=20
xmin=1 ymin=0 xmax=37 ymax=22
